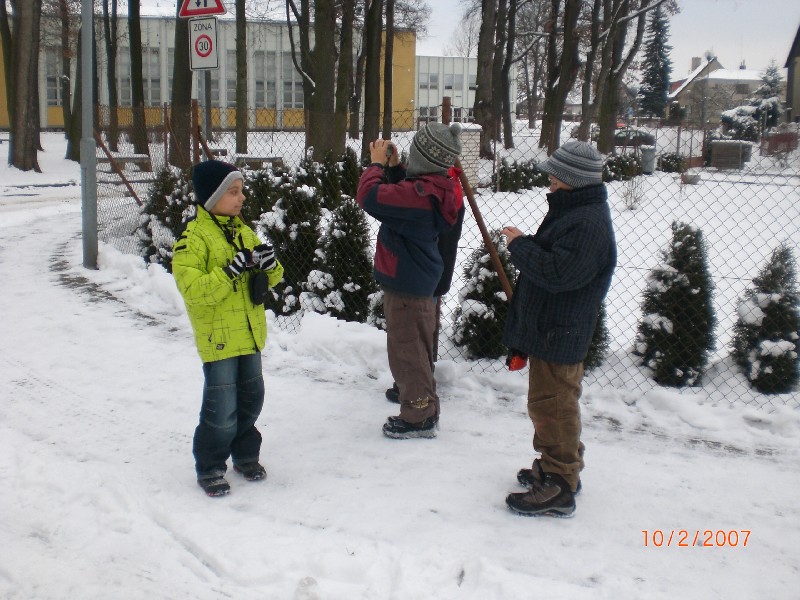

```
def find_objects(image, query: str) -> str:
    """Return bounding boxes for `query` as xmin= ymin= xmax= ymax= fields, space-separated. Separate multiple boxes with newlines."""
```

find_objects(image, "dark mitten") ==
xmin=224 ymin=249 xmax=253 ymax=279
xmin=253 ymin=244 xmax=276 ymax=271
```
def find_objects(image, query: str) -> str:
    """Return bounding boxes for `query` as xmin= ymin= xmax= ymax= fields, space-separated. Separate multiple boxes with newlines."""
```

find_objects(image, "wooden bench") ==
xmin=234 ymin=155 xmax=283 ymax=170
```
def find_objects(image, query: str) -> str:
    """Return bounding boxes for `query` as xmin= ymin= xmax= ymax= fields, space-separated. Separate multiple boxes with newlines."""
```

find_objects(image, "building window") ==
xmin=144 ymin=49 xmax=161 ymax=106
xmin=119 ymin=51 xmax=132 ymax=106
xmin=197 ymin=67 xmax=220 ymax=106
xmin=468 ymin=73 xmax=477 ymax=91
xmin=419 ymin=71 xmax=438 ymax=90
xmin=282 ymin=52 xmax=303 ymax=109
xmin=735 ymin=83 xmax=749 ymax=95
xmin=227 ymin=50 xmax=237 ymax=107
xmin=254 ymin=50 xmax=277 ymax=108
xmin=45 ymin=49 xmax=62 ymax=107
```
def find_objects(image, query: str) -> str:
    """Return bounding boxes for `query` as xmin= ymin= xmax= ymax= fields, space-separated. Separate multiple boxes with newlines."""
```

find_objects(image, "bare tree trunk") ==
xmin=102 ymin=0 xmax=119 ymax=151
xmin=491 ymin=0 xmax=506 ymax=144
xmin=334 ymin=0 xmax=355 ymax=153
xmin=348 ymin=41 xmax=366 ymax=140
xmin=361 ymin=0 xmax=383 ymax=159
xmin=576 ymin=0 xmax=602 ymax=141
xmin=596 ymin=0 xmax=652 ymax=154
xmin=0 ymin=3 xmax=15 ymax=146
xmin=129 ymin=0 xmax=149 ymax=157
xmin=501 ymin=0 xmax=517 ymax=148
xmin=381 ymin=0 xmax=394 ymax=139
xmin=169 ymin=9 xmax=191 ymax=169
xmin=9 ymin=0 xmax=42 ymax=172
xmin=539 ymin=0 xmax=581 ymax=153
xmin=235 ymin=0 xmax=248 ymax=153
xmin=58 ymin=0 xmax=73 ymax=138
xmin=474 ymin=0 xmax=497 ymax=159
xmin=310 ymin=0 xmax=337 ymax=157
xmin=66 ymin=23 xmax=82 ymax=161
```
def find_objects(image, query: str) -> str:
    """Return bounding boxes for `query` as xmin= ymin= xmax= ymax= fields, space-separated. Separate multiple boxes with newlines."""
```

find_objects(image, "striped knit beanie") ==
xmin=407 ymin=122 xmax=463 ymax=177
xmin=538 ymin=141 xmax=603 ymax=189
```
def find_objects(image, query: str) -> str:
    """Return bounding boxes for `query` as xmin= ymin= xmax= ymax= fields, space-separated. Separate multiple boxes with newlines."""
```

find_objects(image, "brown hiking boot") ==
xmin=517 ymin=459 xmax=582 ymax=494
xmin=506 ymin=472 xmax=576 ymax=518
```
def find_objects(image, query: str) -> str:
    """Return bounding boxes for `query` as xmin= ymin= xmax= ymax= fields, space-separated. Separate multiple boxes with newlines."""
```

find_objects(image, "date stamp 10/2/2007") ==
xmin=642 ymin=530 xmax=751 ymax=548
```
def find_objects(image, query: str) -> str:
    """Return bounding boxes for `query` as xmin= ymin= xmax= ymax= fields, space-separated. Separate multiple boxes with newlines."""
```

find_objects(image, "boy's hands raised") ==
xmin=369 ymin=139 xmax=400 ymax=167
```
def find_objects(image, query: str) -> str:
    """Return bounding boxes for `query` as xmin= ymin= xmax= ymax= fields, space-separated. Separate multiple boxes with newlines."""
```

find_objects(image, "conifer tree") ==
xmin=256 ymin=182 xmax=322 ymax=315
xmin=453 ymin=230 xmax=515 ymax=359
xmin=300 ymin=197 xmax=377 ymax=322
xmin=633 ymin=222 xmax=716 ymax=387
xmin=731 ymin=243 xmax=800 ymax=394
xmin=243 ymin=166 xmax=293 ymax=226
xmin=638 ymin=5 xmax=673 ymax=118
xmin=367 ymin=290 xmax=386 ymax=331
xmin=585 ymin=302 xmax=611 ymax=371
xmin=139 ymin=167 xmax=193 ymax=271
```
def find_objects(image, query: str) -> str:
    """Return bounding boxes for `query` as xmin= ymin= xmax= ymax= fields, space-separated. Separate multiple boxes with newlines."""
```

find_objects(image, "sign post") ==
xmin=189 ymin=16 xmax=219 ymax=70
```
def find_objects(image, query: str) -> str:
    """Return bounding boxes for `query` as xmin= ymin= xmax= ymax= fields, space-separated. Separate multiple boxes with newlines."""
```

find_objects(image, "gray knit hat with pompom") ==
xmin=407 ymin=122 xmax=463 ymax=177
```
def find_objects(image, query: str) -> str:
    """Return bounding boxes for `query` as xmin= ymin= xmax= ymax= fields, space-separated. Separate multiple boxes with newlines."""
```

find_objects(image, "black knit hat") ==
xmin=191 ymin=160 xmax=244 ymax=210
xmin=407 ymin=122 xmax=463 ymax=177
xmin=538 ymin=141 xmax=603 ymax=189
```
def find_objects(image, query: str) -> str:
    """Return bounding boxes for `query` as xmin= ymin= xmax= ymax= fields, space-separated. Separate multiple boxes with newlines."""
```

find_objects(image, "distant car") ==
xmin=614 ymin=127 xmax=655 ymax=147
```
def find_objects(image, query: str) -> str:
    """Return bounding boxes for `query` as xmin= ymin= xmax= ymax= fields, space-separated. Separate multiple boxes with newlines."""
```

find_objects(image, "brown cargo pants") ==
xmin=383 ymin=289 xmax=439 ymax=424
xmin=527 ymin=358 xmax=585 ymax=493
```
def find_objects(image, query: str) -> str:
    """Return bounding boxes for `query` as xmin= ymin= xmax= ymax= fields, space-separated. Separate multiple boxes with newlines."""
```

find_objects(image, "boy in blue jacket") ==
xmin=357 ymin=123 xmax=463 ymax=439
xmin=501 ymin=141 xmax=617 ymax=517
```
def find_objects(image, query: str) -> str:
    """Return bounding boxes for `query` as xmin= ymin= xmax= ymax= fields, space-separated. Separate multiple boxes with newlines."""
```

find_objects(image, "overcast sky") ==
xmin=416 ymin=0 xmax=799 ymax=78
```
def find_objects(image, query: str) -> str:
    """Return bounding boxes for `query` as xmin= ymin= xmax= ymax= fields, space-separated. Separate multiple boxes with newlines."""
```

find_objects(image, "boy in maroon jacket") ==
xmin=357 ymin=123 xmax=463 ymax=438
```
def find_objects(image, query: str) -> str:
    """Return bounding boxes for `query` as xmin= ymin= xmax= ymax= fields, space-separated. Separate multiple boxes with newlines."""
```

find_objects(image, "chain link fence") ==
xmin=95 ymin=103 xmax=800 ymax=411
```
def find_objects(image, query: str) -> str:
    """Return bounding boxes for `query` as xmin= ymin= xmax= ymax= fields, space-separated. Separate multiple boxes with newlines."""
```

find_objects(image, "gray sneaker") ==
xmin=506 ymin=472 xmax=576 ymax=518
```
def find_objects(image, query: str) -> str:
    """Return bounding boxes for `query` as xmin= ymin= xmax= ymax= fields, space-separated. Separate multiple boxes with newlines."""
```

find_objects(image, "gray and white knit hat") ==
xmin=407 ymin=122 xmax=463 ymax=177
xmin=538 ymin=141 xmax=603 ymax=189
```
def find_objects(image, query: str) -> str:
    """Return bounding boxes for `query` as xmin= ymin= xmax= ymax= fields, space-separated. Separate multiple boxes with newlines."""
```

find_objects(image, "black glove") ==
xmin=252 ymin=244 xmax=277 ymax=271
xmin=224 ymin=249 xmax=253 ymax=279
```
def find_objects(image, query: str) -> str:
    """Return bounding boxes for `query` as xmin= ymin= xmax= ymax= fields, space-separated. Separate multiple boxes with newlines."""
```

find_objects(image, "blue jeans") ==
xmin=194 ymin=353 xmax=265 ymax=480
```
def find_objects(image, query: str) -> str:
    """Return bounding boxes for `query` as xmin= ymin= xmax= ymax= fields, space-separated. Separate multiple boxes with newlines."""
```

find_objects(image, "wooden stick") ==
xmin=454 ymin=158 xmax=513 ymax=301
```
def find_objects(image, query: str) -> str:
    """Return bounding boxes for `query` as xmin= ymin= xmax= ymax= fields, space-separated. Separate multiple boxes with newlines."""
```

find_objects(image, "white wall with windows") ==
xmin=415 ymin=56 xmax=516 ymax=124
xmin=38 ymin=15 xmax=309 ymax=128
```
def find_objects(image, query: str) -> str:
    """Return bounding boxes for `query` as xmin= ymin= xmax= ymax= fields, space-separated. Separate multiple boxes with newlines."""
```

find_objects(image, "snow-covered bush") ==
xmin=658 ymin=152 xmax=687 ymax=173
xmin=452 ymin=231 xmax=515 ymax=359
xmin=492 ymin=158 xmax=549 ymax=192
xmin=256 ymin=183 xmax=323 ymax=315
xmin=138 ymin=166 xmax=194 ymax=271
xmin=300 ymin=197 xmax=377 ymax=323
xmin=603 ymin=153 xmax=641 ymax=182
xmin=731 ymin=243 xmax=800 ymax=394
xmin=367 ymin=290 xmax=386 ymax=331
xmin=243 ymin=165 xmax=293 ymax=225
xmin=633 ymin=221 xmax=716 ymax=387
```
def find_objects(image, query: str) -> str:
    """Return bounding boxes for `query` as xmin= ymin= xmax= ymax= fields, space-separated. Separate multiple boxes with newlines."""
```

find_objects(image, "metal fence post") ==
xmin=80 ymin=0 xmax=98 ymax=270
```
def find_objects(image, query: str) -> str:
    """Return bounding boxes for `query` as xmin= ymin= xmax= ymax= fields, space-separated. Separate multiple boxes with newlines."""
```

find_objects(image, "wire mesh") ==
xmin=95 ymin=104 xmax=800 ymax=410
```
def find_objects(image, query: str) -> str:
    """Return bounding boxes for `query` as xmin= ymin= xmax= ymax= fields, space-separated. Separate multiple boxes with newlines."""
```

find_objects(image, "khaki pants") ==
xmin=528 ymin=358 xmax=585 ymax=492
xmin=384 ymin=290 xmax=439 ymax=424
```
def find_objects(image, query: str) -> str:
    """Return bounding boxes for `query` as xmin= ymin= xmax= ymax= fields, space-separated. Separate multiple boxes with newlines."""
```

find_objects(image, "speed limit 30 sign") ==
xmin=189 ymin=17 xmax=219 ymax=70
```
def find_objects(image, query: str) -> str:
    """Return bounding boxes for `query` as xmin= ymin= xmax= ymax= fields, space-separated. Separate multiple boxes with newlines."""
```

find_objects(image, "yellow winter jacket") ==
xmin=172 ymin=209 xmax=284 ymax=363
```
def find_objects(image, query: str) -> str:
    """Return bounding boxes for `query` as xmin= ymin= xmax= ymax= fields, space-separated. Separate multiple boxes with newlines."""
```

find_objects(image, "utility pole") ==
xmin=81 ymin=0 xmax=98 ymax=269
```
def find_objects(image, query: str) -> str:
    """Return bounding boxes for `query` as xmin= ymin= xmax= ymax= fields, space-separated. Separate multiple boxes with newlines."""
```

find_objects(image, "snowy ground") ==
xmin=1 ymin=137 xmax=799 ymax=599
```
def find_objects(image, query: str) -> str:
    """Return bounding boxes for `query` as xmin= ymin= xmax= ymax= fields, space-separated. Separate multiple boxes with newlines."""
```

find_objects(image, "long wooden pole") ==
xmin=454 ymin=158 xmax=514 ymax=301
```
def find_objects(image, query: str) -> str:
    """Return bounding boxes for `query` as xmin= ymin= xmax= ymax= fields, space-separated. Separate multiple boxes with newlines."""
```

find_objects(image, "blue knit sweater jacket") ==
xmin=502 ymin=183 xmax=617 ymax=364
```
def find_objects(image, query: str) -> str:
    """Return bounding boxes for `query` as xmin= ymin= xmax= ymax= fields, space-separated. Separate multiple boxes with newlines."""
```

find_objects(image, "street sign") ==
xmin=189 ymin=17 xmax=219 ymax=70
xmin=179 ymin=0 xmax=226 ymax=19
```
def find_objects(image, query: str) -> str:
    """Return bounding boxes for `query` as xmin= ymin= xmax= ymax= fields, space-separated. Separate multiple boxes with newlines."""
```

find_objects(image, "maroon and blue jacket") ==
xmin=357 ymin=163 xmax=462 ymax=298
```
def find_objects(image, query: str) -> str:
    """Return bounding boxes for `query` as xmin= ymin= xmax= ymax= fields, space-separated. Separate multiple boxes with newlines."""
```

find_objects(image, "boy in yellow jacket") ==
xmin=172 ymin=160 xmax=284 ymax=497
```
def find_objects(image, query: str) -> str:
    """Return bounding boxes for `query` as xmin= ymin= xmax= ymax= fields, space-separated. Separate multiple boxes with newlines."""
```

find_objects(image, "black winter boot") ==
xmin=506 ymin=472 xmax=576 ymax=517
xmin=382 ymin=415 xmax=438 ymax=439
xmin=198 ymin=476 xmax=231 ymax=497
xmin=517 ymin=459 xmax=582 ymax=494
xmin=233 ymin=462 xmax=267 ymax=481
xmin=385 ymin=382 xmax=400 ymax=403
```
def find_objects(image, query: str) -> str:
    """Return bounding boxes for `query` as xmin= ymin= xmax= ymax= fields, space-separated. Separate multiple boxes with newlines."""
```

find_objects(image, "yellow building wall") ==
xmin=387 ymin=30 xmax=417 ymax=131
